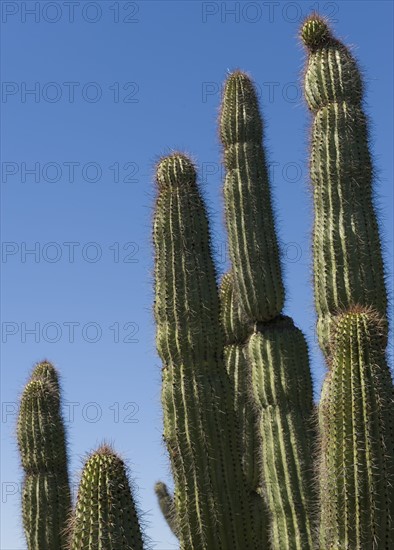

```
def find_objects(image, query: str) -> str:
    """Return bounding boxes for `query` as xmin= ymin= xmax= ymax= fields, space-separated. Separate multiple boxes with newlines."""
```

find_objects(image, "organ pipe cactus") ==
xmin=15 ymin=13 xmax=393 ymax=550
xmin=17 ymin=361 xmax=71 ymax=550
xmin=154 ymin=14 xmax=393 ymax=550
xmin=302 ymin=15 xmax=394 ymax=548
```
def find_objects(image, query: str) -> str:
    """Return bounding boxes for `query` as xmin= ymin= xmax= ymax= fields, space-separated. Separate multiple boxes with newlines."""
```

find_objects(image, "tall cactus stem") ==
xmin=302 ymin=14 xmax=387 ymax=354
xmin=154 ymin=153 xmax=268 ymax=549
xmin=17 ymin=361 xmax=71 ymax=550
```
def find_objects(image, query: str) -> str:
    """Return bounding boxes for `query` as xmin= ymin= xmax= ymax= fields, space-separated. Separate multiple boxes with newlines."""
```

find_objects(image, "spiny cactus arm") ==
xmin=154 ymin=153 xmax=268 ymax=549
xmin=69 ymin=444 xmax=145 ymax=550
xmin=220 ymin=71 xmax=284 ymax=323
xmin=220 ymin=72 xmax=316 ymax=549
xmin=17 ymin=361 xmax=71 ymax=550
xmin=247 ymin=317 xmax=316 ymax=550
xmin=318 ymin=309 xmax=394 ymax=549
xmin=154 ymin=482 xmax=178 ymax=538
xmin=301 ymin=15 xmax=387 ymax=353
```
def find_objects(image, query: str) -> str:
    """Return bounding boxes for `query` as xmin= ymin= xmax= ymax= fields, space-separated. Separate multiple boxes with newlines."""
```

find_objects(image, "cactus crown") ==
xmin=301 ymin=15 xmax=332 ymax=49
xmin=156 ymin=153 xmax=196 ymax=188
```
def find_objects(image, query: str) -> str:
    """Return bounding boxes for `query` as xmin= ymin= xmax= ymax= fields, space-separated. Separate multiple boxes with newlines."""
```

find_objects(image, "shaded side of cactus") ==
xmin=318 ymin=308 xmax=394 ymax=549
xmin=220 ymin=71 xmax=316 ymax=549
xmin=17 ymin=361 xmax=71 ymax=550
xmin=154 ymin=482 xmax=178 ymax=538
xmin=302 ymin=15 xmax=387 ymax=355
xmin=69 ymin=445 xmax=145 ymax=550
xmin=154 ymin=153 xmax=267 ymax=549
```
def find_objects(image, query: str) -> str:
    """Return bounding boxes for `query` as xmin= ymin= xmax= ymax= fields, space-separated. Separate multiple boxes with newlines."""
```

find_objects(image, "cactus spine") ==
xmin=153 ymin=153 xmax=268 ymax=549
xmin=302 ymin=15 xmax=394 ymax=548
xmin=220 ymin=71 xmax=316 ymax=549
xmin=17 ymin=361 xmax=71 ymax=550
xmin=69 ymin=444 xmax=144 ymax=549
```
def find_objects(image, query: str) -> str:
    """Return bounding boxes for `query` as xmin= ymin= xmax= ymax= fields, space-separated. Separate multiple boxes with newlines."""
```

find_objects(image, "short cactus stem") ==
xmin=154 ymin=482 xmax=178 ymax=537
xmin=69 ymin=445 xmax=145 ymax=550
xmin=318 ymin=308 xmax=394 ymax=549
xmin=220 ymin=272 xmax=260 ymax=490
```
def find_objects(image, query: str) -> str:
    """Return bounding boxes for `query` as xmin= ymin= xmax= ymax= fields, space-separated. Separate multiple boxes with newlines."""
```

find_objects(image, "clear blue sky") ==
xmin=1 ymin=1 xmax=393 ymax=548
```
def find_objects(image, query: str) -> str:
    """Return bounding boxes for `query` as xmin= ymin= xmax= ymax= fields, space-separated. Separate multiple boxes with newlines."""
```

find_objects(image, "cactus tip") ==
xmin=156 ymin=153 xmax=196 ymax=189
xmin=301 ymin=14 xmax=331 ymax=49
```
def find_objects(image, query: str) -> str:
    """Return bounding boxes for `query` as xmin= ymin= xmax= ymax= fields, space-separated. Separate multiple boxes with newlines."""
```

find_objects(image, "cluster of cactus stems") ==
xmin=17 ymin=362 xmax=145 ymax=550
xmin=16 ymin=14 xmax=393 ymax=550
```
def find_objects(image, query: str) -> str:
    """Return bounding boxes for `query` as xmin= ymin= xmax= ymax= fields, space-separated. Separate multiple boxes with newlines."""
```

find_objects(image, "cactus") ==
xmin=302 ymin=15 xmax=394 ymax=548
xmin=69 ymin=444 xmax=145 ymax=550
xmin=17 ymin=361 xmax=71 ymax=550
xmin=14 ymin=13 xmax=393 ymax=550
xmin=153 ymin=17 xmax=393 ymax=550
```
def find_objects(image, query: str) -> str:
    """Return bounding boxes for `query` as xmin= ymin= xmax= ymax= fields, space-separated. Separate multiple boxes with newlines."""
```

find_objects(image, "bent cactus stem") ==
xmin=154 ymin=482 xmax=178 ymax=538
xmin=302 ymin=15 xmax=394 ymax=548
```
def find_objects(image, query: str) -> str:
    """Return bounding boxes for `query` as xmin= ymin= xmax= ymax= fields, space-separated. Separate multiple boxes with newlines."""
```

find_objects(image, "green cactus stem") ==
xmin=154 ymin=482 xmax=178 ymax=537
xmin=220 ymin=71 xmax=316 ymax=549
xmin=220 ymin=71 xmax=284 ymax=323
xmin=17 ymin=361 xmax=71 ymax=550
xmin=154 ymin=153 xmax=268 ymax=549
xmin=69 ymin=444 xmax=145 ymax=550
xmin=318 ymin=308 xmax=394 ymax=549
xmin=302 ymin=15 xmax=387 ymax=354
